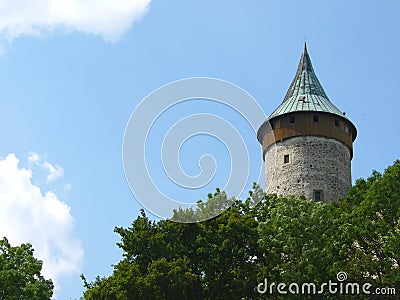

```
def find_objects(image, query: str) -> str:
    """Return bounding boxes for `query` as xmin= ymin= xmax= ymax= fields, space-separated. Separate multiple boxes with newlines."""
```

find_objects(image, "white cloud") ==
xmin=64 ymin=183 xmax=72 ymax=191
xmin=43 ymin=161 xmax=64 ymax=182
xmin=0 ymin=0 xmax=151 ymax=43
xmin=0 ymin=153 xmax=83 ymax=292
xmin=28 ymin=151 xmax=40 ymax=163
xmin=28 ymin=151 xmax=64 ymax=183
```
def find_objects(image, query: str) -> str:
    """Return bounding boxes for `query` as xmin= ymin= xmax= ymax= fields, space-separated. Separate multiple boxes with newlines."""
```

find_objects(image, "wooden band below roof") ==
xmin=259 ymin=111 xmax=356 ymax=161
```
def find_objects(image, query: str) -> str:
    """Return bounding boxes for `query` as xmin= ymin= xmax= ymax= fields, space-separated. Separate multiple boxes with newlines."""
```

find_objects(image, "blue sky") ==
xmin=0 ymin=0 xmax=399 ymax=299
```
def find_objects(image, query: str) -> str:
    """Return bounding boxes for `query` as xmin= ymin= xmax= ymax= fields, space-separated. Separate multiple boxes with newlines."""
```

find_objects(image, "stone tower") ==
xmin=257 ymin=43 xmax=357 ymax=202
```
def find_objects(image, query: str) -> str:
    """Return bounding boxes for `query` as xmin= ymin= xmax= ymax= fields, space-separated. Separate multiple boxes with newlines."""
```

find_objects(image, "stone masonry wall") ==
xmin=264 ymin=136 xmax=352 ymax=202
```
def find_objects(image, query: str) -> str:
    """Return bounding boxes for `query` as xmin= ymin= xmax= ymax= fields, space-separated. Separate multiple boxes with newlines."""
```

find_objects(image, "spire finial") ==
xmin=280 ymin=42 xmax=328 ymax=103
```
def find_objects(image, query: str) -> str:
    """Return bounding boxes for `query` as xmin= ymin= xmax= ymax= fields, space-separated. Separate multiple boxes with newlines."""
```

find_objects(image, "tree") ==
xmin=335 ymin=160 xmax=400 ymax=287
xmin=257 ymin=195 xmax=342 ymax=286
xmin=82 ymin=188 xmax=264 ymax=299
xmin=257 ymin=161 xmax=400 ymax=299
xmin=0 ymin=237 xmax=53 ymax=300
xmin=82 ymin=161 xmax=400 ymax=299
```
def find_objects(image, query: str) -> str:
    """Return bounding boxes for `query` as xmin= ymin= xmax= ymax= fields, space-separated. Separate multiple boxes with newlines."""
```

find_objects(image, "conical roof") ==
xmin=268 ymin=43 xmax=346 ymax=120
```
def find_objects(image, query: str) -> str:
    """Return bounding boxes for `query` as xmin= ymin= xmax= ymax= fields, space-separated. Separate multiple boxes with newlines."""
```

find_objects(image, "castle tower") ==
xmin=257 ymin=43 xmax=357 ymax=202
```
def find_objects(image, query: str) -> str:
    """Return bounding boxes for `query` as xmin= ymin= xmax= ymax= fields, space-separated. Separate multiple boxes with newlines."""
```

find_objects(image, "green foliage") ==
xmin=82 ymin=161 xmax=400 ymax=299
xmin=0 ymin=237 xmax=53 ymax=300
xmin=83 ymin=188 xmax=263 ymax=299
xmin=258 ymin=195 xmax=340 ymax=285
xmin=335 ymin=160 xmax=400 ymax=286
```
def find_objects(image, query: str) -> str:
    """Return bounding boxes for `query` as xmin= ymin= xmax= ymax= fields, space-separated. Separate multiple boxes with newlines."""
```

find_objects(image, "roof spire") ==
xmin=282 ymin=43 xmax=328 ymax=102
xmin=267 ymin=43 xmax=347 ymax=120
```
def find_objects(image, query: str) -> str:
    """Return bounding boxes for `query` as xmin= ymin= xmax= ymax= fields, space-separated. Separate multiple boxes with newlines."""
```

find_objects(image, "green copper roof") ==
xmin=268 ymin=43 xmax=347 ymax=120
